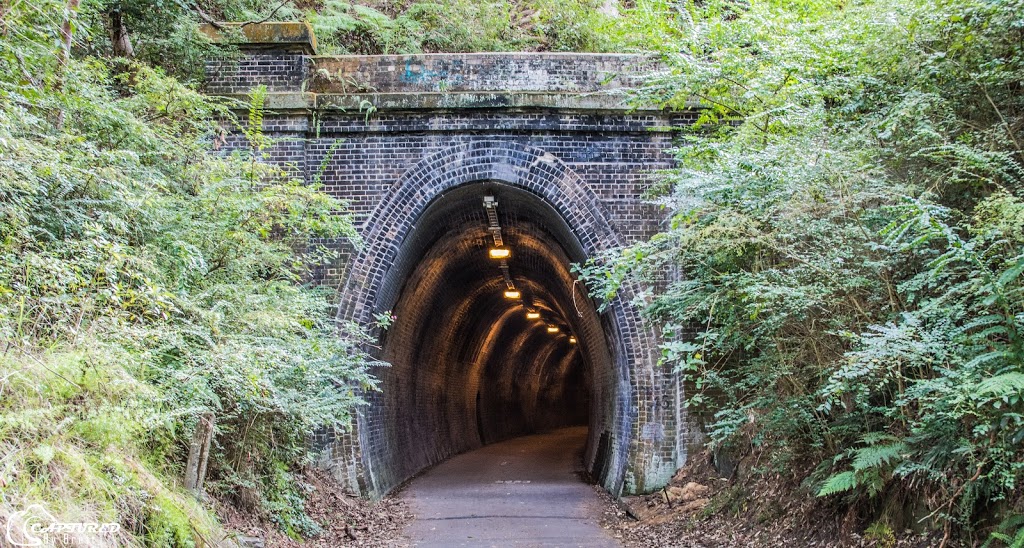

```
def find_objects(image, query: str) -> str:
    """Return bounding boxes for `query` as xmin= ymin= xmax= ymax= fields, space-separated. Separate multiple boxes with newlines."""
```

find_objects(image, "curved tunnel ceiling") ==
xmin=373 ymin=183 xmax=590 ymax=317
xmin=365 ymin=181 xmax=620 ymax=490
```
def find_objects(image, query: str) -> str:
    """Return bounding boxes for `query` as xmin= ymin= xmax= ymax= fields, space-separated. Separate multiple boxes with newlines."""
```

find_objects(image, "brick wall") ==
xmin=205 ymin=53 xmax=308 ymax=94
xmin=206 ymin=25 xmax=693 ymax=498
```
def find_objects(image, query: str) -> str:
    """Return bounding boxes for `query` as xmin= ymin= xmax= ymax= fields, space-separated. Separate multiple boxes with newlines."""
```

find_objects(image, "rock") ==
xmin=678 ymin=497 xmax=710 ymax=514
xmin=236 ymin=536 xmax=265 ymax=548
xmin=622 ymin=496 xmax=658 ymax=520
xmin=672 ymin=467 xmax=688 ymax=484
xmin=667 ymin=482 xmax=710 ymax=503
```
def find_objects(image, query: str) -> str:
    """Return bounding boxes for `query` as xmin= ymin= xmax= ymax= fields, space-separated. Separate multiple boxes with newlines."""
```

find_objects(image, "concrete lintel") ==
xmin=308 ymin=54 xmax=657 ymax=94
xmin=200 ymin=21 xmax=317 ymax=54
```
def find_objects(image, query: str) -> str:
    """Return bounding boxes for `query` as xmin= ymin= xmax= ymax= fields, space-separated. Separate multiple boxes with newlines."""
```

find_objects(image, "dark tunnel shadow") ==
xmin=363 ymin=181 xmax=618 ymax=492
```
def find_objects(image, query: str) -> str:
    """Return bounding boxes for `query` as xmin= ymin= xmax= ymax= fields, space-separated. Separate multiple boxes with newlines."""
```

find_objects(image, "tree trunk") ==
xmin=1 ymin=1 xmax=11 ymax=37
xmin=184 ymin=412 xmax=216 ymax=494
xmin=109 ymin=7 xmax=134 ymax=58
xmin=55 ymin=0 xmax=80 ymax=86
xmin=53 ymin=0 xmax=80 ymax=129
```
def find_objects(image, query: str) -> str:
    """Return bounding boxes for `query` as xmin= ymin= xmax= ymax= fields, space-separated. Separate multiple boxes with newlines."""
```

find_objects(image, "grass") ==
xmin=0 ymin=343 xmax=228 ymax=547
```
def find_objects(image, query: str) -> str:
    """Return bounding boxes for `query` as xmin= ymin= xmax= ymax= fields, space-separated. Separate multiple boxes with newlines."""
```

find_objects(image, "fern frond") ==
xmin=966 ymin=351 xmax=1015 ymax=369
xmin=977 ymin=372 xmax=1024 ymax=397
xmin=859 ymin=432 xmax=898 ymax=445
xmin=962 ymin=314 xmax=1008 ymax=332
xmin=817 ymin=471 xmax=858 ymax=497
xmin=984 ymin=514 xmax=1024 ymax=548
xmin=997 ymin=255 xmax=1024 ymax=287
xmin=852 ymin=442 xmax=907 ymax=472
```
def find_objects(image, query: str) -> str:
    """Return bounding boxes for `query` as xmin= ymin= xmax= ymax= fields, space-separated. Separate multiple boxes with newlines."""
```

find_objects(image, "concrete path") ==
xmin=401 ymin=427 xmax=620 ymax=547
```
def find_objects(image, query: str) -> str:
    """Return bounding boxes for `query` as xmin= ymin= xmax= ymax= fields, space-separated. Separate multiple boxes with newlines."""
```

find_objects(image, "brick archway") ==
xmin=331 ymin=140 xmax=674 ymax=497
xmin=338 ymin=140 xmax=623 ymax=329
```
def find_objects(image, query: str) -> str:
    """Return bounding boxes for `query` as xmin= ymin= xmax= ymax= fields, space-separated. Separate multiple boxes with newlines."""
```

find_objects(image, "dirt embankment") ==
xmin=597 ymin=452 xmax=945 ymax=548
xmin=217 ymin=469 xmax=412 ymax=547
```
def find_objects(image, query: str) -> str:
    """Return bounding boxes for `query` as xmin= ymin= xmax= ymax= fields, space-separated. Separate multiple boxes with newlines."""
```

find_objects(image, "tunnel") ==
xmin=348 ymin=181 xmax=628 ymax=497
xmin=320 ymin=141 xmax=681 ymax=499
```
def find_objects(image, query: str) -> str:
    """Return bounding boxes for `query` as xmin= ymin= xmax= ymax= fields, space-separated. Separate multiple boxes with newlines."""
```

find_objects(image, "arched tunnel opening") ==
xmin=360 ymin=181 xmax=624 ymax=495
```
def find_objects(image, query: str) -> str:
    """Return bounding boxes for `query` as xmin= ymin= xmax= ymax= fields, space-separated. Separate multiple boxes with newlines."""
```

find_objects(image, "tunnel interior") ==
xmin=360 ymin=181 xmax=622 ymax=495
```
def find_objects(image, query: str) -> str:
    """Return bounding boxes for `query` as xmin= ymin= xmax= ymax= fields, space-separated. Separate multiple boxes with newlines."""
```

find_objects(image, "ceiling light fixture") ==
xmin=547 ymin=325 xmax=560 ymax=333
xmin=568 ymin=336 xmax=577 ymax=344
xmin=489 ymin=248 xmax=511 ymax=259
xmin=526 ymin=311 xmax=541 ymax=320
xmin=504 ymin=290 xmax=521 ymax=299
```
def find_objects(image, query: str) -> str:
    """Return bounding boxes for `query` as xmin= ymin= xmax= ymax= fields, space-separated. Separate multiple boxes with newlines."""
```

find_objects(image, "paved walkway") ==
xmin=401 ymin=427 xmax=620 ymax=547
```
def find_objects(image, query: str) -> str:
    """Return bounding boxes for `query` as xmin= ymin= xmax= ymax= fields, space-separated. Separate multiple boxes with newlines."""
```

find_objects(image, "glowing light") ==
xmin=569 ymin=336 xmax=577 ymax=344
xmin=504 ymin=290 xmax=521 ymax=299
xmin=489 ymin=248 xmax=511 ymax=259
xmin=547 ymin=325 xmax=560 ymax=333
xmin=526 ymin=311 xmax=541 ymax=320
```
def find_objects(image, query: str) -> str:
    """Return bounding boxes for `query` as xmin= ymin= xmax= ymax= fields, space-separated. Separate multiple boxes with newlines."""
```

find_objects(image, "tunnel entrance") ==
xmin=368 ymin=181 xmax=612 ymax=491
xmin=324 ymin=141 xmax=682 ymax=499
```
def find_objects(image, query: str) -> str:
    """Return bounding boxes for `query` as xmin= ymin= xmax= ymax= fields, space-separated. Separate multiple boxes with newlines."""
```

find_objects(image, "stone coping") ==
xmin=200 ymin=21 xmax=317 ymax=54
xmin=307 ymin=54 xmax=656 ymax=94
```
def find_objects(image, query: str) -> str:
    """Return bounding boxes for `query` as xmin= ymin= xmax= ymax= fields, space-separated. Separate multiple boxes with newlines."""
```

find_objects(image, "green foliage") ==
xmin=305 ymin=0 xmax=687 ymax=55
xmin=72 ymin=0 xmax=305 ymax=82
xmin=864 ymin=521 xmax=897 ymax=548
xmin=40 ymin=0 xmax=692 ymax=75
xmin=576 ymin=0 xmax=1024 ymax=539
xmin=817 ymin=436 xmax=908 ymax=498
xmin=986 ymin=514 xmax=1024 ymax=548
xmin=0 ymin=347 xmax=226 ymax=546
xmin=817 ymin=471 xmax=858 ymax=498
xmin=308 ymin=0 xmax=610 ymax=54
xmin=531 ymin=0 xmax=611 ymax=52
xmin=0 ymin=0 xmax=374 ymax=542
xmin=310 ymin=1 xmax=426 ymax=55
xmin=4 ymin=0 xmax=694 ymax=90
xmin=262 ymin=460 xmax=322 ymax=539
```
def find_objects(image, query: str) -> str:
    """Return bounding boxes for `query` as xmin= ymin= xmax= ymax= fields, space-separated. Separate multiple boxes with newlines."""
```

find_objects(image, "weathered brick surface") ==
xmin=207 ymin=28 xmax=692 ymax=499
xmin=205 ymin=53 xmax=308 ymax=94
xmin=308 ymin=53 xmax=657 ymax=93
